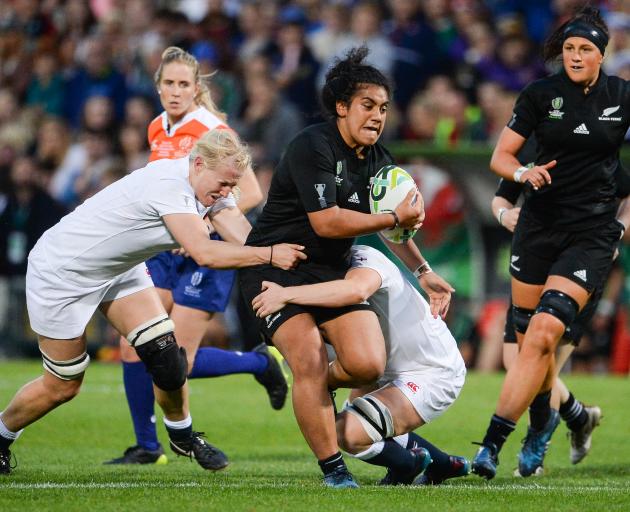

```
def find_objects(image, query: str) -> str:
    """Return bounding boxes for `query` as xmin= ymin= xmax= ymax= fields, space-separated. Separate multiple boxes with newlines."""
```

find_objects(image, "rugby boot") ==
xmin=323 ymin=466 xmax=359 ymax=488
xmin=414 ymin=455 xmax=471 ymax=485
xmin=253 ymin=343 xmax=288 ymax=410
xmin=471 ymin=442 xmax=499 ymax=480
xmin=378 ymin=447 xmax=432 ymax=486
xmin=0 ymin=446 xmax=12 ymax=475
xmin=169 ymin=431 xmax=228 ymax=471
xmin=517 ymin=409 xmax=560 ymax=477
xmin=104 ymin=444 xmax=168 ymax=465
xmin=569 ymin=405 xmax=602 ymax=464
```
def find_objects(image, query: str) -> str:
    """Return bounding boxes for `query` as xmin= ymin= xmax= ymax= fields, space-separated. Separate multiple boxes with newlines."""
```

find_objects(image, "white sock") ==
xmin=0 ymin=413 xmax=23 ymax=441
xmin=163 ymin=414 xmax=192 ymax=430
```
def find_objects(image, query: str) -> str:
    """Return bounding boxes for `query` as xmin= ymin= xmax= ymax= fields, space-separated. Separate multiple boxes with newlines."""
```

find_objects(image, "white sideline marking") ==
xmin=1 ymin=482 xmax=627 ymax=492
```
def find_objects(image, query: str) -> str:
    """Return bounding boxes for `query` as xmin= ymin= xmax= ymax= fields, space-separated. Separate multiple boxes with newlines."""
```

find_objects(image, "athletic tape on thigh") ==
xmin=41 ymin=351 xmax=90 ymax=380
xmin=126 ymin=315 xmax=174 ymax=347
xmin=346 ymin=395 xmax=394 ymax=443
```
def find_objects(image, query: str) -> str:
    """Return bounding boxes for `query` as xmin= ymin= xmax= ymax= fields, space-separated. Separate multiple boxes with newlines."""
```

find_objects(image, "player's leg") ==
xmin=101 ymin=286 xmax=228 ymax=471
xmin=271 ymin=313 xmax=357 ymax=488
xmin=320 ymin=310 xmax=386 ymax=389
xmin=1 ymin=334 xmax=88 ymax=474
xmin=173 ymin=262 xmax=287 ymax=410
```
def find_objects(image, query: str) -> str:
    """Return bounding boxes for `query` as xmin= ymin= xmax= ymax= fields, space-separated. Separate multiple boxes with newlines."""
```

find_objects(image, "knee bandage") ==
xmin=346 ymin=395 xmax=394 ymax=443
xmin=512 ymin=305 xmax=535 ymax=334
xmin=535 ymin=290 xmax=579 ymax=328
xmin=127 ymin=316 xmax=187 ymax=391
xmin=41 ymin=351 xmax=90 ymax=380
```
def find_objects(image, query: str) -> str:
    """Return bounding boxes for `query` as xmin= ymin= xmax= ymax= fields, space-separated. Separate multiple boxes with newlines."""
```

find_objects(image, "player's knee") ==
xmin=41 ymin=350 xmax=89 ymax=405
xmin=512 ymin=305 xmax=535 ymax=334
xmin=345 ymin=395 xmax=394 ymax=444
xmin=339 ymin=356 xmax=384 ymax=384
xmin=528 ymin=290 xmax=579 ymax=354
xmin=336 ymin=412 xmax=368 ymax=455
xmin=127 ymin=316 xmax=188 ymax=391
xmin=526 ymin=317 xmax=565 ymax=356
xmin=287 ymin=347 xmax=328 ymax=381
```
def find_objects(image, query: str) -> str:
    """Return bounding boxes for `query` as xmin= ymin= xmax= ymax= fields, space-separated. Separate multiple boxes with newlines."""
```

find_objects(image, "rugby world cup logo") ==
xmin=549 ymin=97 xmax=564 ymax=120
xmin=190 ymin=271 xmax=203 ymax=287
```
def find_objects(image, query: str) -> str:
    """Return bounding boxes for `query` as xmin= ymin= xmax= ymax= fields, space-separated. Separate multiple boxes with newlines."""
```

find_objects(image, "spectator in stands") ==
xmin=25 ymin=51 xmax=65 ymax=117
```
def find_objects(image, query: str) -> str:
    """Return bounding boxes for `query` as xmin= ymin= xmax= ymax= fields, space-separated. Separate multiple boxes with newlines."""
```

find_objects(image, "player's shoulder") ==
xmin=188 ymin=107 xmax=229 ymax=131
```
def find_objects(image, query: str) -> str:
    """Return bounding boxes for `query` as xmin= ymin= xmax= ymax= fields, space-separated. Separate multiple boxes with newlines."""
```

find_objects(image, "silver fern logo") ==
xmin=599 ymin=105 xmax=621 ymax=121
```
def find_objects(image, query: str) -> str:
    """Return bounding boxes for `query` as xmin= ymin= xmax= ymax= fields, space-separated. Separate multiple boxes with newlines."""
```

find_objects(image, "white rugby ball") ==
xmin=369 ymin=165 xmax=418 ymax=243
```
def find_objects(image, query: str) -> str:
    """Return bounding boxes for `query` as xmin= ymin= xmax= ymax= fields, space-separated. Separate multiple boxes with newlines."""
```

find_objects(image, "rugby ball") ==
xmin=369 ymin=165 xmax=418 ymax=243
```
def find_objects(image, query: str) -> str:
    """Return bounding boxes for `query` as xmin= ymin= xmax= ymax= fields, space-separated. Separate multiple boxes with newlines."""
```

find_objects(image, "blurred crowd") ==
xmin=0 ymin=0 xmax=629 ymax=372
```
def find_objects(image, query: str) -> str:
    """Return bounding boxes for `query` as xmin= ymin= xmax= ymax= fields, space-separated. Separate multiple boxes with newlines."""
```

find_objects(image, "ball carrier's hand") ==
xmin=515 ymin=160 xmax=556 ymax=191
xmin=393 ymin=189 xmax=425 ymax=229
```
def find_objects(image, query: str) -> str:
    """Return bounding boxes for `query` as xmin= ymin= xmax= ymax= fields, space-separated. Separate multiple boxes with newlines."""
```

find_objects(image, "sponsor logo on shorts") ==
xmin=510 ymin=255 xmax=521 ymax=272
xmin=265 ymin=312 xmax=281 ymax=329
xmin=190 ymin=272 xmax=203 ymax=287
xmin=406 ymin=381 xmax=419 ymax=393
xmin=573 ymin=269 xmax=587 ymax=282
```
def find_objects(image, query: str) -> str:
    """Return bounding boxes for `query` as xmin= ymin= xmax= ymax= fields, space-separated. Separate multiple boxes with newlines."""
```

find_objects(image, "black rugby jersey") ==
xmin=247 ymin=122 xmax=394 ymax=265
xmin=508 ymin=70 xmax=630 ymax=230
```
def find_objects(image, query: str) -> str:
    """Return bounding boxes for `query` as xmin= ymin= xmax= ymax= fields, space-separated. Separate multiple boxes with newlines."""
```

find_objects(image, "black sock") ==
xmin=482 ymin=414 xmax=516 ymax=452
xmin=362 ymin=439 xmax=418 ymax=474
xmin=406 ymin=432 xmax=450 ymax=478
xmin=318 ymin=451 xmax=346 ymax=476
xmin=529 ymin=390 xmax=552 ymax=431
xmin=559 ymin=392 xmax=588 ymax=432
xmin=165 ymin=424 xmax=193 ymax=447
xmin=0 ymin=434 xmax=13 ymax=451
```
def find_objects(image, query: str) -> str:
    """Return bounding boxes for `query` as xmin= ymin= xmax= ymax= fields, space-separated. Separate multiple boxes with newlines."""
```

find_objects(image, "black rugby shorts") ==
xmin=509 ymin=216 xmax=622 ymax=293
xmin=239 ymin=261 xmax=374 ymax=340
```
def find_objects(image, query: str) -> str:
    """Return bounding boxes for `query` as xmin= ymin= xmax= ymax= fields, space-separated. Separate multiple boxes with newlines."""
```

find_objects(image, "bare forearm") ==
xmin=382 ymin=238 xmax=425 ymax=271
xmin=193 ymin=240 xmax=270 ymax=269
xmin=284 ymin=280 xmax=365 ymax=307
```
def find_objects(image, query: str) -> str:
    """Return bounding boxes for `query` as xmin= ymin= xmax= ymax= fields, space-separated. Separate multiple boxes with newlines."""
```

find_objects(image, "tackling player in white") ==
xmin=252 ymin=245 xmax=469 ymax=485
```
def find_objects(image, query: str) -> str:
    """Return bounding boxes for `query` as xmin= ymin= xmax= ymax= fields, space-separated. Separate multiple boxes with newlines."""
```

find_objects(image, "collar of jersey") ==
xmin=329 ymin=120 xmax=374 ymax=160
xmin=559 ymin=68 xmax=608 ymax=96
xmin=161 ymin=107 xmax=203 ymax=136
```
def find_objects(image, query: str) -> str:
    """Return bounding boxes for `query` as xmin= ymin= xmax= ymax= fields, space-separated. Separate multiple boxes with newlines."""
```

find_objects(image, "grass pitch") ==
xmin=0 ymin=360 xmax=628 ymax=511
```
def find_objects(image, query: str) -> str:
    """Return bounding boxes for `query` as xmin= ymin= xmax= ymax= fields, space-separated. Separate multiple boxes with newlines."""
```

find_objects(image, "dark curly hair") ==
xmin=321 ymin=46 xmax=391 ymax=118
xmin=543 ymin=4 xmax=609 ymax=62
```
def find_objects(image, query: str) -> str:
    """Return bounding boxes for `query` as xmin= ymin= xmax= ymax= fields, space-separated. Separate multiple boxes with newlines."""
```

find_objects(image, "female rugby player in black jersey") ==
xmin=240 ymin=47 xmax=454 ymax=488
xmin=472 ymin=6 xmax=630 ymax=479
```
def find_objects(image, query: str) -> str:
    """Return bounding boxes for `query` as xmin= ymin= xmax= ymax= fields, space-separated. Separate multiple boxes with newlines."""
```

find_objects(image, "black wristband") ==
xmin=390 ymin=211 xmax=400 ymax=228
xmin=269 ymin=245 xmax=274 ymax=265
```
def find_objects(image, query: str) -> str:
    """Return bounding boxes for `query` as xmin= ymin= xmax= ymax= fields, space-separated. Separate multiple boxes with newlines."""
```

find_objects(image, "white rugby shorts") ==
xmin=26 ymin=250 xmax=153 ymax=339
xmin=383 ymin=365 xmax=466 ymax=423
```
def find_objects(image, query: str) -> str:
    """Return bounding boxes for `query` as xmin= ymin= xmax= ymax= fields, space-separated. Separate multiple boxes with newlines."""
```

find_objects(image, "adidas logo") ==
xmin=348 ymin=192 xmax=360 ymax=204
xmin=573 ymin=269 xmax=587 ymax=282
xmin=573 ymin=123 xmax=590 ymax=135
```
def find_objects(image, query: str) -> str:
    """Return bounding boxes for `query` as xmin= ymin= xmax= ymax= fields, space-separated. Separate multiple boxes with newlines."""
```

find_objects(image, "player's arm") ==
xmin=380 ymin=237 xmax=454 ymax=318
xmin=491 ymin=128 xmax=556 ymax=191
xmin=163 ymin=213 xmax=306 ymax=269
xmin=234 ymin=166 xmax=263 ymax=213
xmin=307 ymin=188 xmax=422 ymax=238
xmin=491 ymin=195 xmax=520 ymax=233
xmin=251 ymin=267 xmax=382 ymax=318
xmin=209 ymin=206 xmax=252 ymax=245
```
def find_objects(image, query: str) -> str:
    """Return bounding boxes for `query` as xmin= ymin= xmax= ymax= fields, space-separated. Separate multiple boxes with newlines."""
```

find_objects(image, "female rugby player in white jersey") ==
xmin=252 ymin=245 xmax=469 ymax=485
xmin=0 ymin=130 xmax=305 ymax=475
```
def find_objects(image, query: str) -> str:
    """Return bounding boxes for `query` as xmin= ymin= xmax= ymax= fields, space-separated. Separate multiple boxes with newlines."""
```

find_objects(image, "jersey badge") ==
xmin=548 ymin=97 xmax=564 ymax=120
xmin=314 ymin=183 xmax=327 ymax=208
xmin=348 ymin=192 xmax=360 ymax=204
xmin=573 ymin=269 xmax=587 ymax=282
xmin=599 ymin=105 xmax=621 ymax=122
xmin=335 ymin=160 xmax=344 ymax=186
xmin=573 ymin=123 xmax=590 ymax=135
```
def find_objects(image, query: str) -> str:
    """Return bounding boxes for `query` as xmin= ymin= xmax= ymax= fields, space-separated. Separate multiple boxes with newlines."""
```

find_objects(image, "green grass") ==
xmin=0 ymin=361 xmax=629 ymax=511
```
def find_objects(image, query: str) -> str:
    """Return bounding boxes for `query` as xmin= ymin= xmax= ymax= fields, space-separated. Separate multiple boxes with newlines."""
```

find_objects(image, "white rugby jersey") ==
xmin=31 ymin=157 xmax=235 ymax=285
xmin=350 ymin=245 xmax=465 ymax=377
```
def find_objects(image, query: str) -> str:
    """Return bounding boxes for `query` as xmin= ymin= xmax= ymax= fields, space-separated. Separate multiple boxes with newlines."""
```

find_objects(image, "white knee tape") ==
xmin=346 ymin=395 xmax=394 ymax=443
xmin=126 ymin=315 xmax=174 ymax=347
xmin=41 ymin=351 xmax=90 ymax=380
